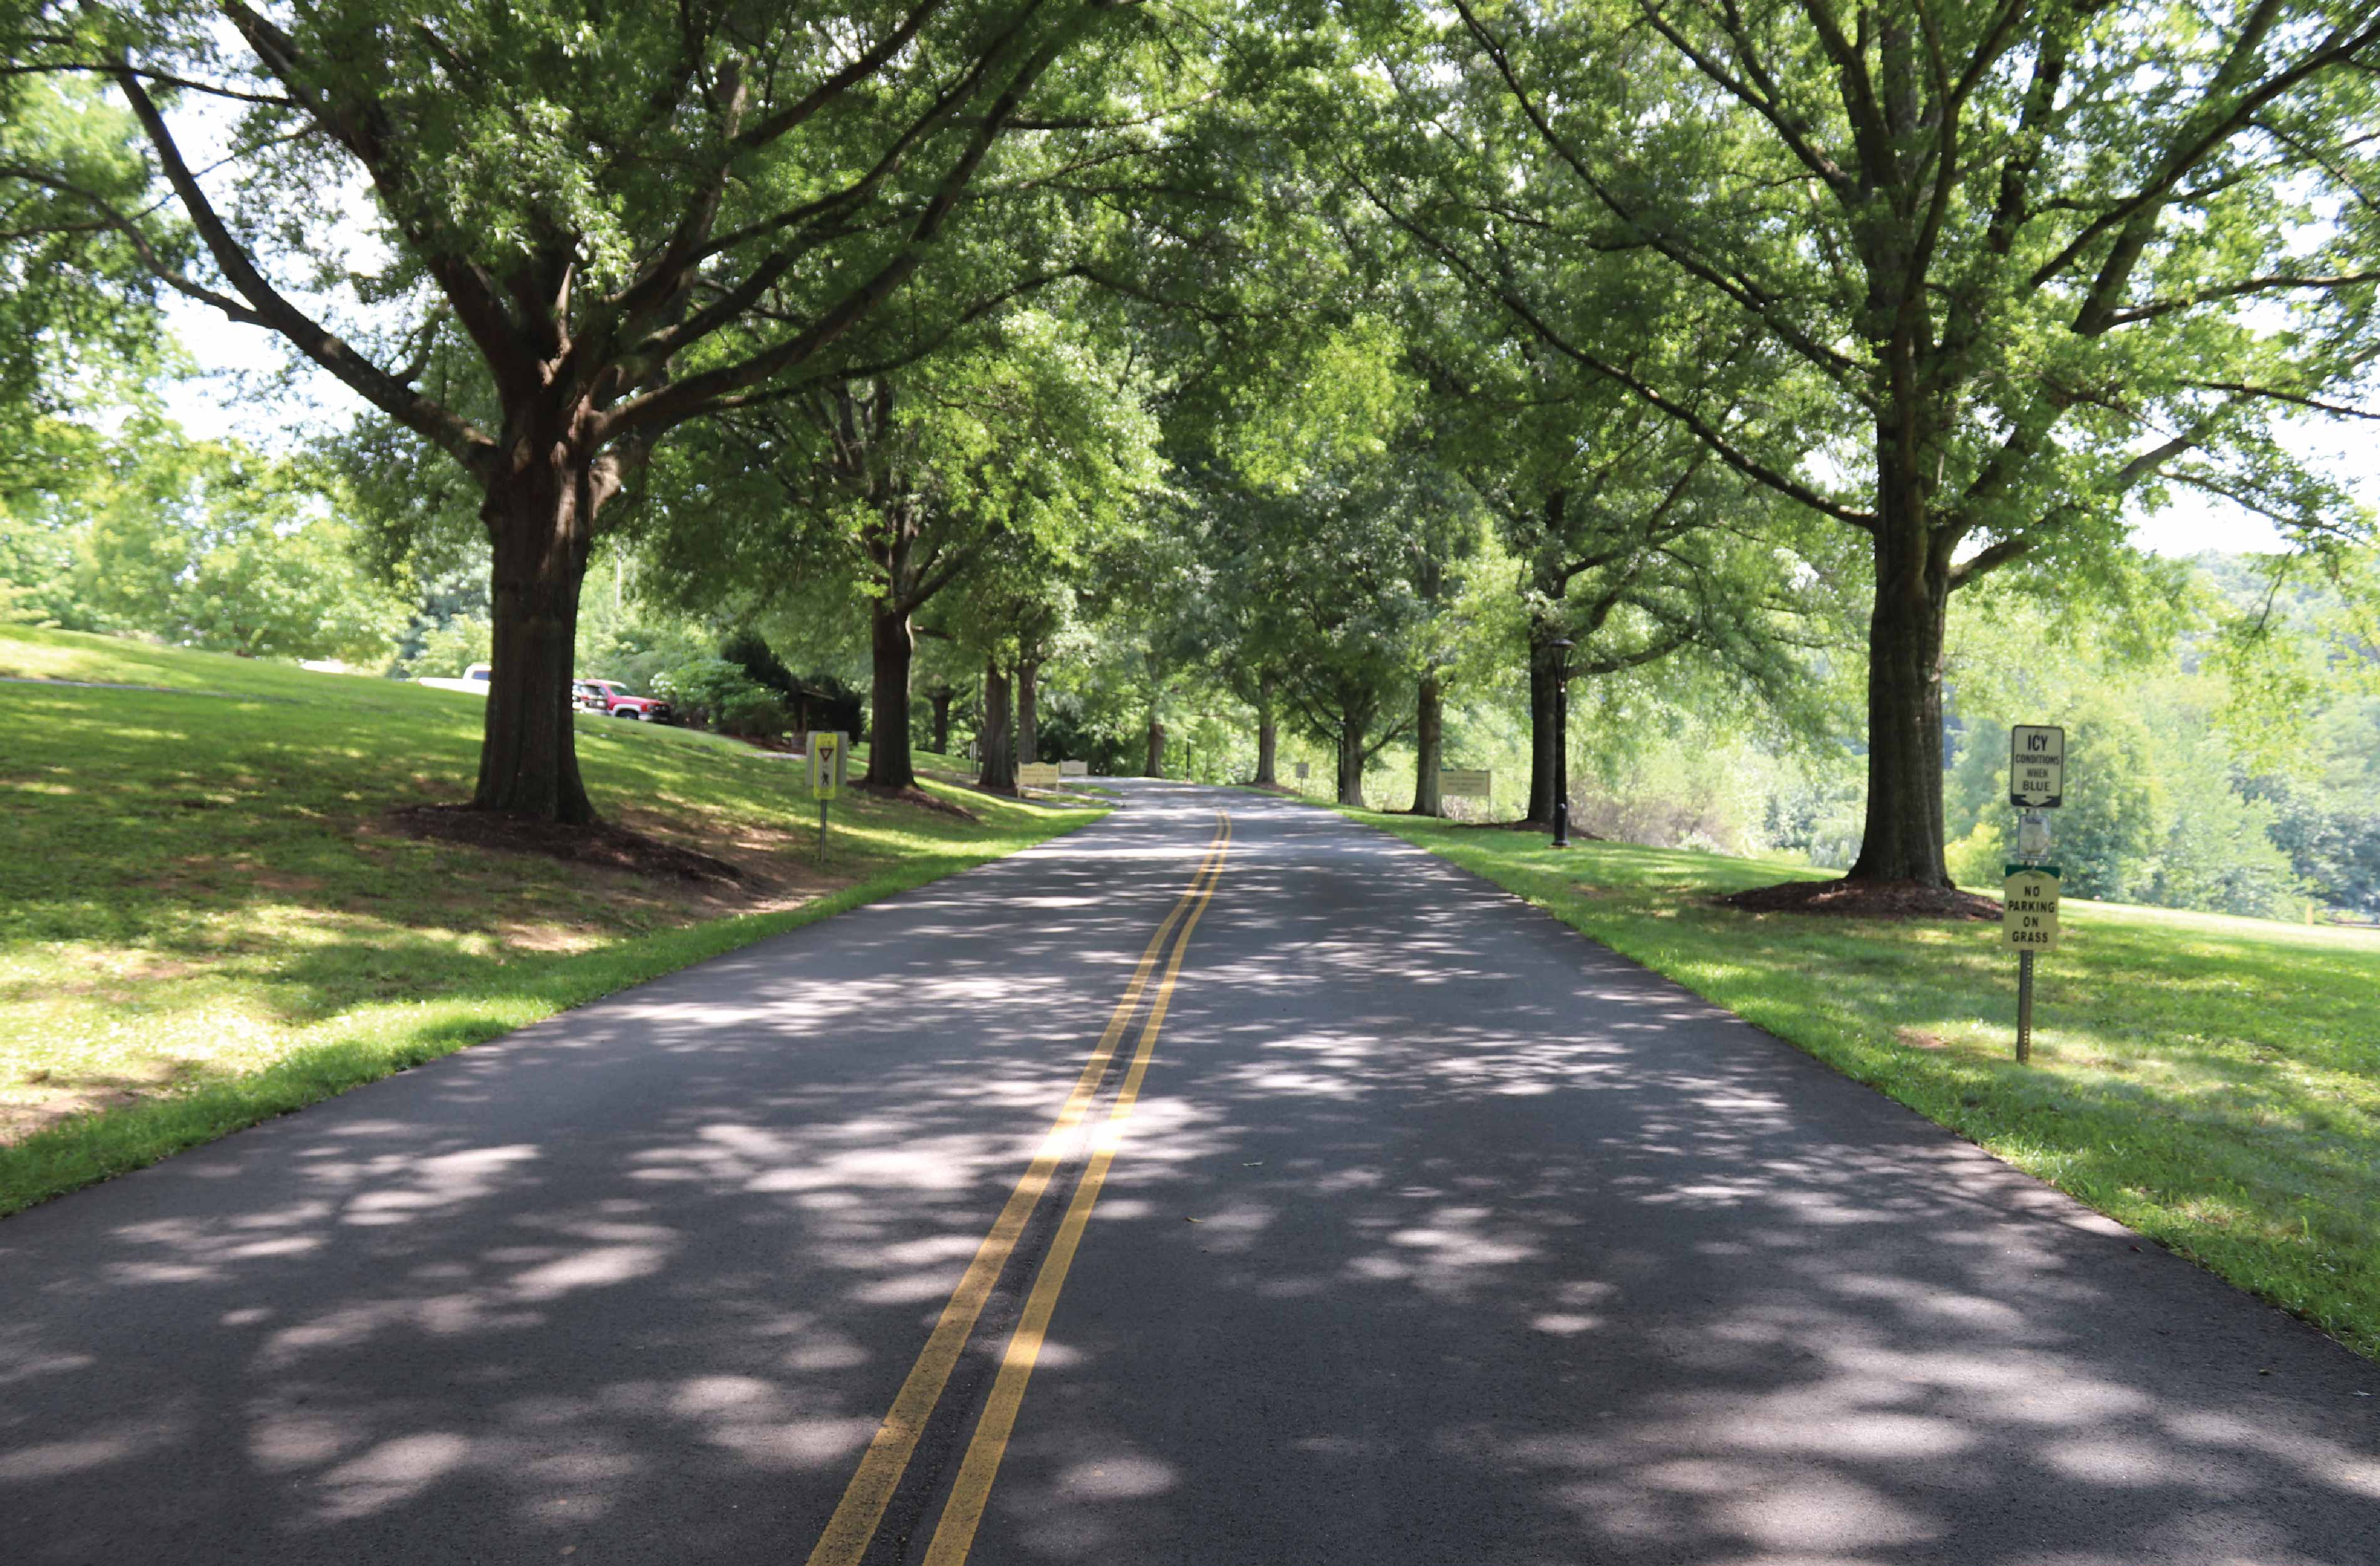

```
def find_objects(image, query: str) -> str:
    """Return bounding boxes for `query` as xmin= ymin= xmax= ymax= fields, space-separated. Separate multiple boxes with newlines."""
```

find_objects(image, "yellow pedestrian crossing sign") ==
xmin=809 ymin=731 xmax=847 ymax=801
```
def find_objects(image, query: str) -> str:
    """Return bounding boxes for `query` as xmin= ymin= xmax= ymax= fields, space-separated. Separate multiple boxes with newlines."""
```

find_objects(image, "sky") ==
xmin=158 ymin=298 xmax=2344 ymax=559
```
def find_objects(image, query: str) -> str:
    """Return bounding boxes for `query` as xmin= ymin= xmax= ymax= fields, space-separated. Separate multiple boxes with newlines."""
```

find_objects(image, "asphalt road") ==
xmin=4 ymin=782 xmax=2375 ymax=1565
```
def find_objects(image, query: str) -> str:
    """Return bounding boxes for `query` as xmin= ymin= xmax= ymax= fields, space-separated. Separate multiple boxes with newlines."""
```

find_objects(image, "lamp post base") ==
xmin=1551 ymin=800 xmax=1570 ymax=849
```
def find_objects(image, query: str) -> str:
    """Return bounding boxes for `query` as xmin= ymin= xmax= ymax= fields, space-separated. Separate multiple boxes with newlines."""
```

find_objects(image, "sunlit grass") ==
xmin=0 ymin=625 xmax=1103 ymax=1215
xmin=1349 ymin=807 xmax=2380 ymax=1362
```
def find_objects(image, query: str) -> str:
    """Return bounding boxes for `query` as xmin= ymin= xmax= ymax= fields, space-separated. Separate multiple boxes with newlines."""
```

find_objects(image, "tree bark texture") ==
xmin=1525 ymin=625 xmax=1562 ymax=825
xmin=928 ymin=685 xmax=953 ymax=755
xmin=1847 ymin=498 xmax=1953 ymax=885
xmin=1337 ymin=713 xmax=1367 ymax=807
xmin=1017 ymin=658 xmax=1039 ymax=765
xmin=473 ymin=455 xmax=597 ymax=823
xmin=865 ymin=601 xmax=917 ymax=791
xmin=977 ymin=658 xmax=1016 ymax=793
xmin=1254 ymin=673 xmax=1279 ymax=787
xmin=1144 ymin=714 xmax=1166 ymax=778
xmin=1411 ymin=671 xmax=1444 ymax=816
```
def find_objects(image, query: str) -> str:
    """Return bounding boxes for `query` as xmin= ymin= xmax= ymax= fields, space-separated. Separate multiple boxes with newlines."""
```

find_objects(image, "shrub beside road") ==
xmin=1357 ymin=807 xmax=2380 ymax=1362
xmin=0 ymin=626 xmax=1102 ymax=1215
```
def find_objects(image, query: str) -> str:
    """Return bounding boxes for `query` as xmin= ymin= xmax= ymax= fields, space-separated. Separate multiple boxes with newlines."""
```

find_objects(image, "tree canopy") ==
xmin=3 ymin=0 xmax=2374 ymax=918
xmin=1343 ymin=0 xmax=2380 ymax=891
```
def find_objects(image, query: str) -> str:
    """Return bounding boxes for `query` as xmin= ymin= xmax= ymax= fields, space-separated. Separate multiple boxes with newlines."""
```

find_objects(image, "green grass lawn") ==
xmin=0 ymin=625 xmax=1104 ymax=1215
xmin=1346 ymin=807 xmax=2380 ymax=1361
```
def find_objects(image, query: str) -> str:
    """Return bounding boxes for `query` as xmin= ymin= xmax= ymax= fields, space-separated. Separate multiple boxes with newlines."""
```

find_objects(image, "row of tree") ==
xmin=4 ymin=0 xmax=2375 ymax=898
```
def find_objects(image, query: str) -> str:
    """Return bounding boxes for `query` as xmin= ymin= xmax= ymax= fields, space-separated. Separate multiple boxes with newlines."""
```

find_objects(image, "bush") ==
xmin=655 ymin=658 xmax=790 ymax=737
xmin=412 ymin=613 xmax=492 ymax=678
xmin=720 ymin=628 xmax=799 ymax=699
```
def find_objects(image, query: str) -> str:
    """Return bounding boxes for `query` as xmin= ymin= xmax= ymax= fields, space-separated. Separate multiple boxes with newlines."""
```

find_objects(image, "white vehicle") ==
xmin=416 ymin=662 xmax=493 ymax=695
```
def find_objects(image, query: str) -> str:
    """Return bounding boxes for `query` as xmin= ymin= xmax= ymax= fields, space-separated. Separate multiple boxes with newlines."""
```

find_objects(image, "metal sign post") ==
xmin=808 ymin=730 xmax=847 ymax=864
xmin=2003 ymin=863 xmax=2061 ymax=1062
xmin=2003 ymin=724 xmax=2066 ymax=1063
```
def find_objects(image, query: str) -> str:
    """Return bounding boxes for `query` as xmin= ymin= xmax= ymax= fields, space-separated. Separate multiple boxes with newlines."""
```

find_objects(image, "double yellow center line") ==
xmin=804 ymin=809 xmax=1232 ymax=1566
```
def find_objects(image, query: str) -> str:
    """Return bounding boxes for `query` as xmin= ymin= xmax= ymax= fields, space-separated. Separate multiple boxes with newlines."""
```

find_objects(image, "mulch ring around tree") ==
xmin=856 ymin=782 xmax=980 ymax=821
xmin=1719 ymin=876 xmax=2002 ymax=922
xmin=386 ymin=804 xmax=751 ymax=887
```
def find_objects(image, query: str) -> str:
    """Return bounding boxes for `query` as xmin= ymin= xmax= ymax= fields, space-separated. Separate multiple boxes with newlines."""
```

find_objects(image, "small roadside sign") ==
xmin=1295 ymin=762 xmax=1310 ymax=782
xmin=1058 ymin=760 xmax=1089 ymax=777
xmin=1439 ymin=767 xmax=1492 ymax=799
xmin=809 ymin=731 xmax=847 ymax=801
xmin=2009 ymin=725 xmax=2064 ymax=808
xmin=1017 ymin=762 xmax=1060 ymax=791
xmin=2003 ymin=864 xmax=2061 ymax=950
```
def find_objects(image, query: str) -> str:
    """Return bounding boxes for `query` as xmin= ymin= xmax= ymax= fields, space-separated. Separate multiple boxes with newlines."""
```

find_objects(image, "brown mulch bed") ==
xmin=1717 ymin=876 xmax=2002 ymax=922
xmin=386 ymin=804 xmax=751 ymax=886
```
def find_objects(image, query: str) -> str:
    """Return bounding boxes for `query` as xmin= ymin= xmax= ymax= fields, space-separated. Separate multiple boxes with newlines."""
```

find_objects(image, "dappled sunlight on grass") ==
xmin=1352 ymin=807 xmax=2380 ymax=1361
xmin=0 ymin=625 xmax=1102 ymax=1208
xmin=2 ymin=786 xmax=2372 ymax=1561
xmin=909 ymin=793 xmax=2380 ymax=1562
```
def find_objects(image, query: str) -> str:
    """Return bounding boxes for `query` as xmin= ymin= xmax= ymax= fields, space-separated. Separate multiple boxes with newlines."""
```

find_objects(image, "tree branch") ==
xmin=108 ymin=67 xmax=494 ymax=472
xmin=2100 ymin=269 xmax=2380 ymax=328
xmin=601 ymin=5 xmax=1104 ymax=440
xmin=1361 ymin=172 xmax=1876 ymax=531
xmin=1949 ymin=433 xmax=2196 ymax=586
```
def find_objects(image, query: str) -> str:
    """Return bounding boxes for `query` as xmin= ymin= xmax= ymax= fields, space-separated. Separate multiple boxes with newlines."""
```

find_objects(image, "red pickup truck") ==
xmin=574 ymin=678 xmax=673 ymax=723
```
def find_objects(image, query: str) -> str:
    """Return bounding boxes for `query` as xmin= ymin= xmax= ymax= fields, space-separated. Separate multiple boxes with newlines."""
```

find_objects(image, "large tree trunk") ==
xmin=474 ymin=460 xmax=596 ymax=822
xmin=864 ymin=600 xmax=916 ymax=791
xmin=1847 ymin=493 xmax=1953 ymax=885
xmin=1525 ymin=622 xmax=1562 ymax=825
xmin=1017 ymin=658 xmax=1038 ymax=765
xmin=1411 ymin=671 xmax=1444 ymax=816
xmin=928 ymin=683 xmax=953 ymax=755
xmin=1144 ymin=713 xmax=1165 ymax=777
xmin=1253 ymin=673 xmax=1278 ymax=787
xmin=976 ymin=657 xmax=1016 ymax=793
xmin=1336 ymin=712 xmax=1366 ymax=807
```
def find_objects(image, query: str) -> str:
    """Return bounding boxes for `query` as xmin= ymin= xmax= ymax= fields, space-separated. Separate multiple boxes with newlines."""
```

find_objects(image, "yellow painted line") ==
xmin=921 ymin=811 xmax=1231 ymax=1566
xmin=802 ymin=812 xmax=1231 ymax=1566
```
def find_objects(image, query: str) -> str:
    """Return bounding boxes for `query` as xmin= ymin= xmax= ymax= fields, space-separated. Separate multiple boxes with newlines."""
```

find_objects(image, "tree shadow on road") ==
xmin=3 ymin=793 xmax=2375 ymax=1565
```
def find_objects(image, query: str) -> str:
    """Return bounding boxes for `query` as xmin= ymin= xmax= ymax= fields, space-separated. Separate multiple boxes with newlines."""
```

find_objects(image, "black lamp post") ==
xmin=1550 ymin=636 xmax=1573 ymax=849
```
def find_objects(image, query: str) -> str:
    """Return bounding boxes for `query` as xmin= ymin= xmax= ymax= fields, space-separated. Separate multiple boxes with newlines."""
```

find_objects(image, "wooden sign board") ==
xmin=1017 ymin=762 xmax=1061 ymax=790
xmin=2003 ymin=864 xmax=2061 ymax=950
xmin=809 ymin=731 xmax=847 ymax=801
xmin=1058 ymin=760 xmax=1089 ymax=777
xmin=2009 ymin=725 xmax=2065 ymax=809
xmin=1439 ymin=767 xmax=1493 ymax=799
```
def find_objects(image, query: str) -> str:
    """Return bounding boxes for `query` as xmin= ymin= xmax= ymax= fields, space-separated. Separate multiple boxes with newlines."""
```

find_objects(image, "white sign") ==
xmin=1295 ymin=762 xmax=1310 ymax=781
xmin=1439 ymin=767 xmax=1492 ymax=799
xmin=1058 ymin=760 xmax=1088 ymax=777
xmin=2009 ymin=725 xmax=2064 ymax=808
xmin=2003 ymin=866 xmax=2061 ymax=950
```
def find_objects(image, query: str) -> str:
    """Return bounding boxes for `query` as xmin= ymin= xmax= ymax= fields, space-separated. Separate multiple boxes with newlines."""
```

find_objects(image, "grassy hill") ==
xmin=0 ymin=625 xmax=1102 ymax=1213
xmin=1349 ymin=807 xmax=2380 ymax=1361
